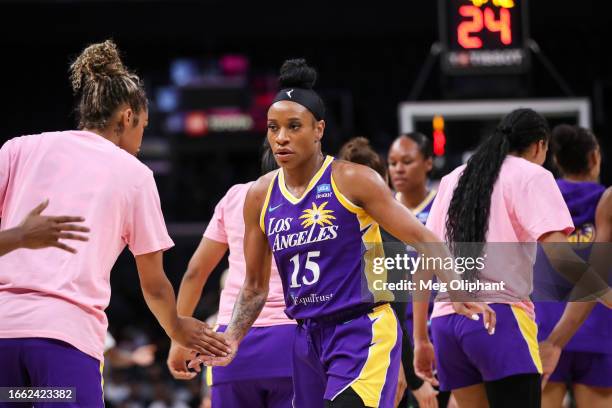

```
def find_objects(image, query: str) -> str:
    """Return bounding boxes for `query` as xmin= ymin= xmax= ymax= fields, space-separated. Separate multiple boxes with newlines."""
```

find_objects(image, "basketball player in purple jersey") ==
xmin=193 ymin=59 xmax=495 ymax=408
xmin=537 ymin=125 xmax=612 ymax=408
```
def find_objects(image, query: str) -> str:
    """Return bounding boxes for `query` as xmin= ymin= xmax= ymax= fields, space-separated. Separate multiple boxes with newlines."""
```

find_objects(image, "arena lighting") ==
xmin=432 ymin=115 xmax=447 ymax=156
xmin=185 ymin=111 xmax=209 ymax=137
xmin=399 ymin=98 xmax=591 ymax=134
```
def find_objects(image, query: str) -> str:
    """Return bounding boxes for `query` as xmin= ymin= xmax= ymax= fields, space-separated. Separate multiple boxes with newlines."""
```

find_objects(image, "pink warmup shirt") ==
xmin=204 ymin=183 xmax=293 ymax=327
xmin=0 ymin=131 xmax=174 ymax=361
xmin=426 ymin=156 xmax=574 ymax=319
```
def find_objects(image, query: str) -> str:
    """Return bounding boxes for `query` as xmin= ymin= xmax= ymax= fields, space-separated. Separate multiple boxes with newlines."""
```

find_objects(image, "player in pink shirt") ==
xmin=0 ymin=40 xmax=228 ymax=407
xmin=167 ymin=146 xmax=295 ymax=407
xmin=413 ymin=109 xmax=609 ymax=408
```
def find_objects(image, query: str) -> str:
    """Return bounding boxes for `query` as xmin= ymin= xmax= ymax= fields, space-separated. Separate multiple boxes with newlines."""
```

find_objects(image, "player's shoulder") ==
xmin=220 ymin=182 xmax=256 ymax=206
xmin=1 ymin=132 xmax=46 ymax=150
xmin=597 ymin=187 xmax=612 ymax=213
xmin=331 ymin=158 xmax=381 ymax=183
xmin=248 ymin=170 xmax=279 ymax=201
xmin=506 ymin=155 xmax=551 ymax=179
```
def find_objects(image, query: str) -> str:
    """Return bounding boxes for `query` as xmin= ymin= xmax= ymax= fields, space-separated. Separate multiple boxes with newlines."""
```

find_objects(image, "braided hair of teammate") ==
xmin=70 ymin=40 xmax=147 ymax=131
xmin=445 ymin=108 xmax=550 ymax=281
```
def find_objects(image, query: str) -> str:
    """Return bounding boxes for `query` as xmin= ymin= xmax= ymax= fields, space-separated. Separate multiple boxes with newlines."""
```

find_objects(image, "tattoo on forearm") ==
xmin=226 ymin=286 xmax=267 ymax=341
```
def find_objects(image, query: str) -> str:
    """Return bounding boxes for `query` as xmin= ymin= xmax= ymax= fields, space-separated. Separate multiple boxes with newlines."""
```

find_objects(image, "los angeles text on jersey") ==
xmin=267 ymin=201 xmax=340 ymax=252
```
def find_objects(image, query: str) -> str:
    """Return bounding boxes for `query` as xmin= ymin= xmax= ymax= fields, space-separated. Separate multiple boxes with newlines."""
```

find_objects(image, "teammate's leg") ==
xmin=573 ymin=384 xmax=612 ymax=408
xmin=541 ymin=383 xmax=567 ymax=408
xmin=452 ymin=384 xmax=489 ymax=408
xmin=571 ymin=352 xmax=612 ymax=408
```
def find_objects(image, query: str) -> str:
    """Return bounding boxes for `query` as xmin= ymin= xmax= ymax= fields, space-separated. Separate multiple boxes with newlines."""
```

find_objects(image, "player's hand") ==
xmin=188 ymin=334 xmax=238 ymax=370
xmin=452 ymin=302 xmax=496 ymax=335
xmin=167 ymin=341 xmax=197 ymax=380
xmin=539 ymin=339 xmax=562 ymax=389
xmin=18 ymin=200 xmax=89 ymax=253
xmin=170 ymin=317 xmax=232 ymax=357
xmin=413 ymin=339 xmax=439 ymax=386
xmin=394 ymin=362 xmax=408 ymax=407
xmin=412 ymin=381 xmax=439 ymax=408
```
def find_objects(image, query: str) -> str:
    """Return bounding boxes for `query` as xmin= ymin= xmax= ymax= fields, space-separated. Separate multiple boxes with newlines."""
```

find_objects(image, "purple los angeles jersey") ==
xmin=261 ymin=156 xmax=391 ymax=320
xmin=536 ymin=179 xmax=611 ymax=354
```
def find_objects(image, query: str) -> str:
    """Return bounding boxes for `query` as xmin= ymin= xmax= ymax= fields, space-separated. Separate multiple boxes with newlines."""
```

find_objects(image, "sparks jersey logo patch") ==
xmin=299 ymin=201 xmax=336 ymax=228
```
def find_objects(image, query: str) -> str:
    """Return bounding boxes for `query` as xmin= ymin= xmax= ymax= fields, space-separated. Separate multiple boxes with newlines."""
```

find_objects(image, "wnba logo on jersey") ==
xmin=316 ymin=183 xmax=332 ymax=199
xmin=268 ymin=201 xmax=340 ymax=252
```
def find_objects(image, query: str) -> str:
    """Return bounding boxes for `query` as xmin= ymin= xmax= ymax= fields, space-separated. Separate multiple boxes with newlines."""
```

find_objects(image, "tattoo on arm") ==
xmin=225 ymin=285 xmax=267 ymax=342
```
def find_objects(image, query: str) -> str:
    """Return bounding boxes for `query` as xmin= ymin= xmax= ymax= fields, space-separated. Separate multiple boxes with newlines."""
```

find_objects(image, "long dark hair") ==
xmin=445 ymin=109 xmax=550 ymax=275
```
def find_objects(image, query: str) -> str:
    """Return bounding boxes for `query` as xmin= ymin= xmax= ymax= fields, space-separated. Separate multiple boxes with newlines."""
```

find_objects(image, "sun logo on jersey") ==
xmin=568 ymin=223 xmax=595 ymax=246
xmin=299 ymin=201 xmax=336 ymax=228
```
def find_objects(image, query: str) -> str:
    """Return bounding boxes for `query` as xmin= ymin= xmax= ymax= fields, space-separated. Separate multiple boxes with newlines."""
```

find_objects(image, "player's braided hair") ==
xmin=445 ymin=108 xmax=550 ymax=282
xmin=70 ymin=40 xmax=147 ymax=130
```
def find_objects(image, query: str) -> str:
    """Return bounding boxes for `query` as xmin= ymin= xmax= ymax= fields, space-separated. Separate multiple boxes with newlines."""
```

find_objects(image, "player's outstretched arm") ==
xmin=191 ymin=174 xmax=275 ymax=369
xmin=168 ymin=237 xmax=229 ymax=380
xmin=332 ymin=161 xmax=496 ymax=331
xmin=176 ymin=237 xmax=228 ymax=317
xmin=0 ymin=199 xmax=89 ymax=256
xmin=226 ymin=176 xmax=274 ymax=343
xmin=135 ymin=250 xmax=231 ymax=357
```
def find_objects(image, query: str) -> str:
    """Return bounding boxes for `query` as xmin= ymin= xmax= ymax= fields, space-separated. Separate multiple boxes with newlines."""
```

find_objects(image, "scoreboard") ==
xmin=439 ymin=0 xmax=530 ymax=74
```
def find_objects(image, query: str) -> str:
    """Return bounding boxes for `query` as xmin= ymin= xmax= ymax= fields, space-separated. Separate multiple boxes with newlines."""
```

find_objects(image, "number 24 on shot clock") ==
xmin=438 ymin=0 xmax=530 ymax=74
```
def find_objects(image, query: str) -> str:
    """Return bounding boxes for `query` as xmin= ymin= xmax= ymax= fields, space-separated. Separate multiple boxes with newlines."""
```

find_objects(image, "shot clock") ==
xmin=439 ymin=0 xmax=530 ymax=74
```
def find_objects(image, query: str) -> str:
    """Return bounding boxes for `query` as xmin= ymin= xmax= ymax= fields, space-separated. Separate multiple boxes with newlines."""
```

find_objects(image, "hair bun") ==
xmin=278 ymin=58 xmax=317 ymax=89
xmin=70 ymin=40 xmax=126 ymax=93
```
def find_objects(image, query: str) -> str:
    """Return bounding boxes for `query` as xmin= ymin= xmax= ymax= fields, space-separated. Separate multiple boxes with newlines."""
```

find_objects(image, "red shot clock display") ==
xmin=439 ymin=0 xmax=529 ymax=74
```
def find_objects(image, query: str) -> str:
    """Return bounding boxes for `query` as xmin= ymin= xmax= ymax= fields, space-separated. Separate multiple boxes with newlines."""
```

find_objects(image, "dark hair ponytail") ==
xmin=260 ymin=139 xmax=278 ymax=174
xmin=445 ymin=108 xmax=550 ymax=279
